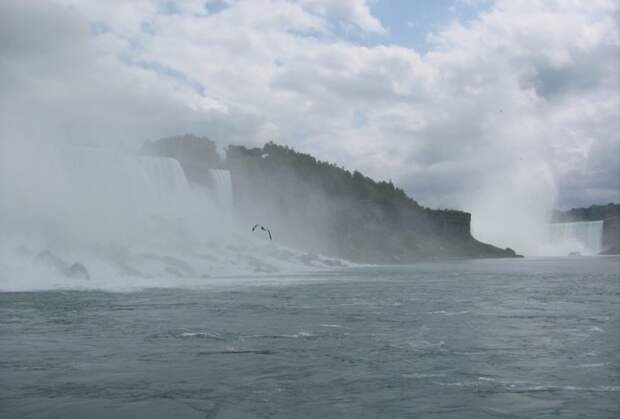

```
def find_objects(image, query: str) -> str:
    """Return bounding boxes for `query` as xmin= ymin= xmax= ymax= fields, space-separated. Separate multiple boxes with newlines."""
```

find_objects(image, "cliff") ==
xmin=143 ymin=134 xmax=518 ymax=262
xmin=601 ymin=217 xmax=620 ymax=254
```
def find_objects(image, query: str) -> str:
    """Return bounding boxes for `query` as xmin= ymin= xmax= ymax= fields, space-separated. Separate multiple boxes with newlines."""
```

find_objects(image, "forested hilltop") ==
xmin=143 ymin=134 xmax=518 ymax=262
xmin=551 ymin=203 xmax=620 ymax=223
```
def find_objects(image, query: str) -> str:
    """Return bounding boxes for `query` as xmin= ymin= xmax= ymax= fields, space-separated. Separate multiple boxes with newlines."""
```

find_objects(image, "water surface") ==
xmin=1 ymin=257 xmax=619 ymax=418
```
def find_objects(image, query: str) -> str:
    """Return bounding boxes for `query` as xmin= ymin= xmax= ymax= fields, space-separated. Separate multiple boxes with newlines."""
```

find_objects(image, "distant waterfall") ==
xmin=0 ymin=145 xmax=216 ymax=247
xmin=208 ymin=169 xmax=233 ymax=210
xmin=58 ymin=147 xmax=194 ymax=215
xmin=549 ymin=221 xmax=604 ymax=254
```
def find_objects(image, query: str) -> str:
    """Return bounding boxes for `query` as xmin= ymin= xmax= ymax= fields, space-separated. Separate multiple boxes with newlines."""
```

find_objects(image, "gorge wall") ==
xmin=143 ymin=135 xmax=518 ymax=263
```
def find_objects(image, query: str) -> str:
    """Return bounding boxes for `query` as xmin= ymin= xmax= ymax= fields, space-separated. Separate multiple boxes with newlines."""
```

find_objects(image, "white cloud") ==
xmin=300 ymin=0 xmax=385 ymax=33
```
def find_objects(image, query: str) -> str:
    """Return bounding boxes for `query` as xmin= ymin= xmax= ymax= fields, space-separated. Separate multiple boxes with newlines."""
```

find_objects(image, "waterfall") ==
xmin=58 ymin=147 xmax=195 ymax=226
xmin=549 ymin=221 xmax=604 ymax=254
xmin=208 ymin=169 xmax=233 ymax=210
xmin=1 ymin=146 xmax=216 ymax=247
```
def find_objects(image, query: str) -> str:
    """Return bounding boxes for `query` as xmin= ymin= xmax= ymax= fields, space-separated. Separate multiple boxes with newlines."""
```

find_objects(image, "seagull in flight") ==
xmin=252 ymin=224 xmax=272 ymax=240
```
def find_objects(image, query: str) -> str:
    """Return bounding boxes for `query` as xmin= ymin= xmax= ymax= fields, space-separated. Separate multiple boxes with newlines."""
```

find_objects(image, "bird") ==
xmin=252 ymin=224 xmax=272 ymax=240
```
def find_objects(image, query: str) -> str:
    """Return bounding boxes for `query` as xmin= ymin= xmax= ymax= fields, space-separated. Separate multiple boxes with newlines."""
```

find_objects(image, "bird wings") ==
xmin=252 ymin=224 xmax=272 ymax=240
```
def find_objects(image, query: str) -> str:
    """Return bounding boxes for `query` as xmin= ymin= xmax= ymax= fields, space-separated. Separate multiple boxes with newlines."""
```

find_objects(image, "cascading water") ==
xmin=0 ymin=144 xmax=348 ymax=288
xmin=549 ymin=221 xmax=604 ymax=255
xmin=208 ymin=169 xmax=233 ymax=210
xmin=0 ymin=145 xmax=220 ymax=249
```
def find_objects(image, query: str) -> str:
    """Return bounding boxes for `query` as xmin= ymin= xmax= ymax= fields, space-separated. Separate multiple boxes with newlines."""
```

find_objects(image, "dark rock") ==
xmin=66 ymin=262 xmax=90 ymax=280
xmin=504 ymin=247 xmax=517 ymax=257
xmin=601 ymin=217 xmax=620 ymax=255
xmin=34 ymin=250 xmax=90 ymax=280
xmin=34 ymin=250 xmax=68 ymax=273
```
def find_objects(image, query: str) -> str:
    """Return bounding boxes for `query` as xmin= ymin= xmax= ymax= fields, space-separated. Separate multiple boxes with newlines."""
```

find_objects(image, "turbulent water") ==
xmin=1 ymin=257 xmax=618 ymax=418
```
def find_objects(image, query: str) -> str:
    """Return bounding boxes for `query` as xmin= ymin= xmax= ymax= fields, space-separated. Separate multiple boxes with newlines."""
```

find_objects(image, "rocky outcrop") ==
xmin=141 ymin=134 xmax=222 ymax=188
xmin=602 ymin=217 xmax=620 ymax=254
xmin=34 ymin=250 xmax=90 ymax=280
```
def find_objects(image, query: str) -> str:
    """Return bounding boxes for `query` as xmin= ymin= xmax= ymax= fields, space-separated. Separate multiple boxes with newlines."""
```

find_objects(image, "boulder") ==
xmin=34 ymin=250 xmax=90 ymax=280
xmin=66 ymin=262 xmax=90 ymax=280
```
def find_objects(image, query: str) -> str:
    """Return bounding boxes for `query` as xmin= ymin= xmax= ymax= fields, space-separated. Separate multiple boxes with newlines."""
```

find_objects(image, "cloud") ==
xmin=300 ymin=0 xmax=385 ymax=33
xmin=1 ymin=0 xmax=618 ymax=252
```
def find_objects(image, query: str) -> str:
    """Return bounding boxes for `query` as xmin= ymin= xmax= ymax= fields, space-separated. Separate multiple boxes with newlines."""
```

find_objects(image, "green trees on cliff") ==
xmin=260 ymin=142 xmax=417 ymax=207
xmin=551 ymin=203 xmax=620 ymax=222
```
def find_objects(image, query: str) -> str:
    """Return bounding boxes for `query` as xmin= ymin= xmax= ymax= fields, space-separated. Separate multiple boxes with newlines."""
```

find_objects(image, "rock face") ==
xmin=143 ymin=135 xmax=519 ymax=262
xmin=66 ymin=262 xmax=90 ymax=280
xmin=142 ymin=134 xmax=221 ymax=188
xmin=35 ymin=250 xmax=68 ymax=273
xmin=602 ymin=217 xmax=620 ymax=254
xmin=34 ymin=250 xmax=90 ymax=280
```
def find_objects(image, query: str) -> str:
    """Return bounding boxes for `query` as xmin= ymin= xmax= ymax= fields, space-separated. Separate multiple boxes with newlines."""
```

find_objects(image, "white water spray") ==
xmin=0 ymin=143 xmax=347 ymax=290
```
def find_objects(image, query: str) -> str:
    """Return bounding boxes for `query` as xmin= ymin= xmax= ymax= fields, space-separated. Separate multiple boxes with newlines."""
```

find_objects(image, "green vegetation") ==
xmin=228 ymin=141 xmax=513 ymax=261
xmin=551 ymin=203 xmax=620 ymax=223
xmin=259 ymin=142 xmax=414 ymax=205
xmin=231 ymin=142 xmax=464 ymax=216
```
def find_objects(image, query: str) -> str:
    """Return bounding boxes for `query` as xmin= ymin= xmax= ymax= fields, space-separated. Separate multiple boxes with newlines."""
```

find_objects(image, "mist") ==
xmin=467 ymin=166 xmax=557 ymax=257
xmin=1 ymin=0 xmax=618 ymax=290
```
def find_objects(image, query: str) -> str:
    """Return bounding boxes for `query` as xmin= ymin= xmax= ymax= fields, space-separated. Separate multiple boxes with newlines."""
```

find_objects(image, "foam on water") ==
xmin=576 ymin=363 xmax=608 ymax=368
xmin=435 ymin=378 xmax=620 ymax=393
xmin=178 ymin=332 xmax=222 ymax=339
xmin=428 ymin=310 xmax=472 ymax=316
xmin=0 ymin=240 xmax=352 ymax=292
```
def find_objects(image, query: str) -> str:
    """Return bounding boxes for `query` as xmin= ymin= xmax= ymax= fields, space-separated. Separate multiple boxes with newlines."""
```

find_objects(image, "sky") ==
xmin=1 ymin=0 xmax=618 ymax=217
